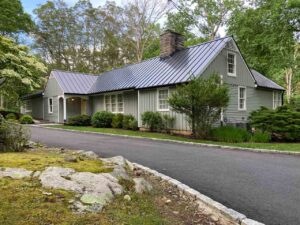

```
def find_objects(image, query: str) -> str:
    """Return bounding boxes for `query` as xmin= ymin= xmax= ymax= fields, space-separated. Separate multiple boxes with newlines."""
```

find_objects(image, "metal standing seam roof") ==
xmin=49 ymin=37 xmax=284 ymax=95
xmin=251 ymin=69 xmax=285 ymax=91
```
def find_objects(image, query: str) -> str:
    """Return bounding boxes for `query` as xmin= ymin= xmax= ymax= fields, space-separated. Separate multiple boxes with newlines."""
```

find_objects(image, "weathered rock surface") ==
xmin=39 ymin=166 xmax=123 ymax=212
xmin=110 ymin=165 xmax=130 ymax=180
xmin=102 ymin=156 xmax=126 ymax=167
xmin=134 ymin=177 xmax=153 ymax=193
xmin=0 ymin=168 xmax=32 ymax=179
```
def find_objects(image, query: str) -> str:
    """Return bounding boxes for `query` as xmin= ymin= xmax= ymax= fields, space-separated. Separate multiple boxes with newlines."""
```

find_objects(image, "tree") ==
xmin=166 ymin=0 xmax=242 ymax=40
xmin=0 ymin=0 xmax=34 ymax=35
xmin=123 ymin=0 xmax=169 ymax=62
xmin=228 ymin=0 xmax=300 ymax=102
xmin=169 ymin=74 xmax=229 ymax=138
xmin=0 ymin=36 xmax=47 ymax=110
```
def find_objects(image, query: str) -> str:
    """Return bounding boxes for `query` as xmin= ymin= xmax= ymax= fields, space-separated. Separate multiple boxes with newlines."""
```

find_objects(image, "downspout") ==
xmin=137 ymin=90 xmax=140 ymax=128
xmin=220 ymin=74 xmax=224 ymax=126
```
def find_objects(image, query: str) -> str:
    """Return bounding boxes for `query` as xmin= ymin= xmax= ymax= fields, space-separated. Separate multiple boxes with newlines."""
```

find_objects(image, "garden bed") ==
xmin=45 ymin=125 xmax=300 ymax=152
xmin=0 ymin=147 xmax=226 ymax=225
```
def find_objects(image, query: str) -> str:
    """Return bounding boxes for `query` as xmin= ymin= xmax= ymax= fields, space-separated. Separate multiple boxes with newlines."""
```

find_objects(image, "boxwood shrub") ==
xmin=92 ymin=111 xmax=114 ymax=128
xmin=5 ymin=113 xmax=17 ymax=120
xmin=112 ymin=113 xmax=124 ymax=128
xmin=19 ymin=115 xmax=34 ymax=124
xmin=210 ymin=126 xmax=250 ymax=143
xmin=122 ymin=115 xmax=138 ymax=130
xmin=141 ymin=111 xmax=163 ymax=131
xmin=67 ymin=115 xmax=91 ymax=126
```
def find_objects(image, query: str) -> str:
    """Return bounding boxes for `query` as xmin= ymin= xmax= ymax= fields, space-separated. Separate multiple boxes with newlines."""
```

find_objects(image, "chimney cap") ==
xmin=160 ymin=29 xmax=183 ymax=36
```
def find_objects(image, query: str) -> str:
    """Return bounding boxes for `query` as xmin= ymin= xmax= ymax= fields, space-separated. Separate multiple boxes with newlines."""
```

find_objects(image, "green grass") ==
xmin=0 ymin=150 xmax=112 ymax=173
xmin=47 ymin=125 xmax=300 ymax=152
xmin=0 ymin=178 xmax=169 ymax=225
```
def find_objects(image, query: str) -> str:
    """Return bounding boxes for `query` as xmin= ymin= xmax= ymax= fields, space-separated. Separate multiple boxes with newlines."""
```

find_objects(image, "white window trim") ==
xmin=104 ymin=93 xmax=124 ymax=113
xmin=48 ymin=97 xmax=53 ymax=114
xmin=157 ymin=88 xmax=170 ymax=112
xmin=238 ymin=86 xmax=247 ymax=111
xmin=227 ymin=51 xmax=237 ymax=77
xmin=24 ymin=100 xmax=32 ymax=113
xmin=273 ymin=91 xmax=282 ymax=109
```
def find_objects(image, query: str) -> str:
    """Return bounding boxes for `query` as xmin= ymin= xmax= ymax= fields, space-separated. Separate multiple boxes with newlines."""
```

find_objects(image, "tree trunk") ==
xmin=285 ymin=68 xmax=293 ymax=103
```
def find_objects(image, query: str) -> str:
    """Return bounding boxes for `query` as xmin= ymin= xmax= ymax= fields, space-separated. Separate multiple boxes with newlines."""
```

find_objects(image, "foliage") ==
xmin=141 ymin=111 xmax=163 ymax=132
xmin=5 ymin=113 xmax=17 ymax=120
xmin=166 ymin=0 xmax=242 ymax=40
xmin=0 ymin=36 xmax=47 ymax=110
xmin=123 ymin=114 xmax=138 ymax=130
xmin=66 ymin=114 xmax=91 ymax=126
xmin=0 ymin=0 xmax=34 ymax=35
xmin=249 ymin=106 xmax=300 ymax=142
xmin=112 ymin=113 xmax=124 ymax=128
xmin=92 ymin=111 xmax=114 ymax=128
xmin=210 ymin=126 xmax=250 ymax=143
xmin=228 ymin=0 xmax=300 ymax=102
xmin=19 ymin=114 xmax=34 ymax=124
xmin=162 ymin=114 xmax=175 ymax=133
xmin=0 ymin=110 xmax=20 ymax=119
xmin=0 ymin=115 xmax=30 ymax=151
xmin=169 ymin=74 xmax=229 ymax=138
xmin=250 ymin=131 xmax=271 ymax=143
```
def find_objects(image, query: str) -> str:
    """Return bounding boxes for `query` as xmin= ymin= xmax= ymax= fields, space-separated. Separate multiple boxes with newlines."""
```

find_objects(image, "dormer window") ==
xmin=227 ymin=52 xmax=236 ymax=76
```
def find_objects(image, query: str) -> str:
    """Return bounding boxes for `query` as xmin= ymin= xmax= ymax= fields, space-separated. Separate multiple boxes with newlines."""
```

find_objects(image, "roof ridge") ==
xmin=52 ymin=69 xmax=98 ymax=77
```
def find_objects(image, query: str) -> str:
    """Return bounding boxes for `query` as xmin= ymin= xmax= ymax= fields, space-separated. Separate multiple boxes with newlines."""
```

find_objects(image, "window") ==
xmin=158 ymin=89 xmax=169 ymax=111
xmin=238 ymin=87 xmax=246 ymax=110
xmin=24 ymin=100 xmax=32 ymax=113
xmin=48 ymin=98 xmax=53 ymax=113
xmin=273 ymin=91 xmax=282 ymax=109
xmin=227 ymin=52 xmax=236 ymax=76
xmin=105 ymin=94 xmax=124 ymax=113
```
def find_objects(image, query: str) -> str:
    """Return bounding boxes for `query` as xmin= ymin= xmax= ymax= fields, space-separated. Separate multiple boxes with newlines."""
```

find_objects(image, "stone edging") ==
xmin=132 ymin=162 xmax=264 ymax=225
xmin=33 ymin=125 xmax=300 ymax=156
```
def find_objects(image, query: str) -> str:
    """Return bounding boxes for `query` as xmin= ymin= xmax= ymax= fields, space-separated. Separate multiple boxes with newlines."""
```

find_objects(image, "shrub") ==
xmin=162 ymin=114 xmax=175 ymax=133
xmin=250 ymin=131 xmax=271 ymax=143
xmin=0 ymin=115 xmax=30 ymax=152
xmin=19 ymin=115 xmax=34 ymax=124
xmin=249 ymin=106 xmax=300 ymax=141
xmin=123 ymin=115 xmax=138 ymax=130
xmin=5 ymin=113 xmax=17 ymax=120
xmin=210 ymin=126 xmax=250 ymax=143
xmin=141 ymin=111 xmax=163 ymax=131
xmin=112 ymin=113 xmax=124 ymax=128
xmin=67 ymin=115 xmax=91 ymax=126
xmin=91 ymin=111 xmax=114 ymax=128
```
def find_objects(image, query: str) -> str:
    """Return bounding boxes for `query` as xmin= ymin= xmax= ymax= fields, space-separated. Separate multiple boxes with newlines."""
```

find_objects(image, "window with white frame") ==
xmin=24 ymin=100 xmax=32 ymax=113
xmin=227 ymin=52 xmax=236 ymax=76
xmin=105 ymin=94 xmax=124 ymax=113
xmin=273 ymin=91 xmax=282 ymax=109
xmin=238 ymin=87 xmax=246 ymax=110
xmin=158 ymin=89 xmax=169 ymax=111
xmin=48 ymin=98 xmax=53 ymax=113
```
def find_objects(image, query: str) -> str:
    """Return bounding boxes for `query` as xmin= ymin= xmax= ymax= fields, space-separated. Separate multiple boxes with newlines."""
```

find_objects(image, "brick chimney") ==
xmin=160 ymin=30 xmax=185 ymax=58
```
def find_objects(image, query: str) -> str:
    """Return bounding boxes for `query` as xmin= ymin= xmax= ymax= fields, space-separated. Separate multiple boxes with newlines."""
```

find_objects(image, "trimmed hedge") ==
xmin=92 ymin=111 xmax=114 ymax=128
xmin=67 ymin=115 xmax=91 ymax=126
xmin=112 ymin=113 xmax=124 ymax=128
xmin=210 ymin=126 xmax=250 ymax=143
xmin=19 ymin=115 xmax=34 ymax=124
xmin=122 ymin=115 xmax=138 ymax=130
xmin=5 ymin=113 xmax=17 ymax=120
xmin=141 ymin=111 xmax=163 ymax=131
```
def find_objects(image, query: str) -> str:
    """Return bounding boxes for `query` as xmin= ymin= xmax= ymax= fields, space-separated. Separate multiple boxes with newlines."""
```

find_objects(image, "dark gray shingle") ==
xmin=251 ymin=69 xmax=285 ymax=91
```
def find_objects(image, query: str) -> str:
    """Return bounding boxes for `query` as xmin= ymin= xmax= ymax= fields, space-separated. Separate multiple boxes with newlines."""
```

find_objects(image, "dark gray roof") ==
xmin=52 ymin=70 xmax=98 ymax=94
xmin=22 ymin=90 xmax=44 ymax=100
xmin=251 ymin=69 xmax=285 ymax=91
xmin=49 ymin=37 xmax=284 ymax=95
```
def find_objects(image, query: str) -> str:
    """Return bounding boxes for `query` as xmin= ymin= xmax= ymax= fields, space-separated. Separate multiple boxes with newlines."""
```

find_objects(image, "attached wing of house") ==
xmin=21 ymin=31 xmax=284 ymax=131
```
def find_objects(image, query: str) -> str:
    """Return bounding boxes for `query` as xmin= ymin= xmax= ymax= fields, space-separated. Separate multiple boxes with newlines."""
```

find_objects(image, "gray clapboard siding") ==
xmin=43 ymin=76 xmax=64 ymax=122
xmin=31 ymin=97 xmax=44 ymax=119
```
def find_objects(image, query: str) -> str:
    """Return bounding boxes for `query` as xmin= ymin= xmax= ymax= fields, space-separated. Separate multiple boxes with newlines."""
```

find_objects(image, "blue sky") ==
xmin=21 ymin=0 xmax=122 ymax=15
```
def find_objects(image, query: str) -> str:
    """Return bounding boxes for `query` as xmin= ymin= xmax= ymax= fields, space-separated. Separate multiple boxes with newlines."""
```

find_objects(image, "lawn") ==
xmin=47 ymin=125 xmax=300 ymax=152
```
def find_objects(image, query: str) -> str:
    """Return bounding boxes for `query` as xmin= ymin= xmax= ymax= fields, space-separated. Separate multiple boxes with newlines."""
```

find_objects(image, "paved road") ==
xmin=30 ymin=126 xmax=300 ymax=225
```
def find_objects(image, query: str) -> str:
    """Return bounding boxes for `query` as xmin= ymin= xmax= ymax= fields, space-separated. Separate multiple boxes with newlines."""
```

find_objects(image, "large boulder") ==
xmin=133 ymin=177 xmax=153 ymax=193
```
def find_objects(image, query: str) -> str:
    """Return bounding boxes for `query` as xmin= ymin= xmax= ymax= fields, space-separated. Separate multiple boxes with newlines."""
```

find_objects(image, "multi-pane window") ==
xmin=105 ymin=94 xmax=124 ymax=113
xmin=273 ymin=91 xmax=282 ymax=109
xmin=158 ymin=89 xmax=169 ymax=111
xmin=48 ymin=98 xmax=53 ymax=113
xmin=227 ymin=52 xmax=236 ymax=76
xmin=238 ymin=87 xmax=246 ymax=110
xmin=25 ymin=100 xmax=32 ymax=113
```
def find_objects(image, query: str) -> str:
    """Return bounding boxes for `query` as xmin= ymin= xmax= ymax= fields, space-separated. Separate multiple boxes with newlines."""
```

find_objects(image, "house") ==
xmin=21 ymin=30 xmax=284 ymax=132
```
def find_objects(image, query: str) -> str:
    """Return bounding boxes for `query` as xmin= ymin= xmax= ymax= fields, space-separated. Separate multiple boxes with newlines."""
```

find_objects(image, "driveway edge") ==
xmin=133 ymin=162 xmax=264 ymax=225
xmin=33 ymin=125 xmax=300 ymax=156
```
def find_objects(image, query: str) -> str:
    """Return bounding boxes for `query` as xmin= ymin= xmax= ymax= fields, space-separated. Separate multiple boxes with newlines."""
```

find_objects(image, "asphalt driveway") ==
xmin=30 ymin=126 xmax=300 ymax=225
